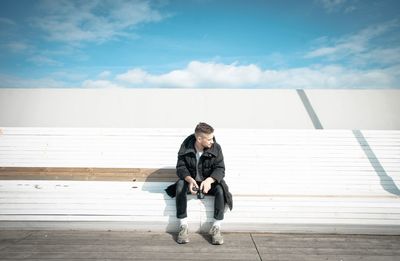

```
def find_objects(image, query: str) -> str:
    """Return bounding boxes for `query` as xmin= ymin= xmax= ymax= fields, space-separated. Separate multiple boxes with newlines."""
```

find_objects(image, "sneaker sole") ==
xmin=212 ymin=239 xmax=224 ymax=245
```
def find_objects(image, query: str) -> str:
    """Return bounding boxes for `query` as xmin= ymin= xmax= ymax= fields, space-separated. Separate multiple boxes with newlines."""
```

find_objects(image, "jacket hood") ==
xmin=178 ymin=133 xmax=218 ymax=156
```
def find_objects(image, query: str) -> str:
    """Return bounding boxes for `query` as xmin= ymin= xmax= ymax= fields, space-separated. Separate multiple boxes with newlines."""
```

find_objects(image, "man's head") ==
xmin=194 ymin=122 xmax=214 ymax=149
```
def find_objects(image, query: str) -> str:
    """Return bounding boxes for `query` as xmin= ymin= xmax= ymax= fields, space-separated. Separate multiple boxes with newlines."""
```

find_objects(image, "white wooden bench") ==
xmin=1 ymin=127 xmax=399 ymax=234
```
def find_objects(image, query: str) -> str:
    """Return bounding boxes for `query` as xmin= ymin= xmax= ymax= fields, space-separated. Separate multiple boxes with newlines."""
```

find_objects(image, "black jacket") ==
xmin=165 ymin=133 xmax=233 ymax=210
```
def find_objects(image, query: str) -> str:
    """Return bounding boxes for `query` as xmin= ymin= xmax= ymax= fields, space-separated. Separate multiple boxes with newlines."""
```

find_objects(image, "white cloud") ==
xmin=32 ymin=0 xmax=166 ymax=44
xmin=111 ymin=61 xmax=400 ymax=89
xmin=116 ymin=61 xmax=264 ymax=88
xmin=82 ymin=79 xmax=120 ymax=88
xmin=2 ymin=60 xmax=399 ymax=89
xmin=305 ymin=20 xmax=400 ymax=65
xmin=117 ymin=68 xmax=149 ymax=84
xmin=97 ymin=70 xmax=112 ymax=79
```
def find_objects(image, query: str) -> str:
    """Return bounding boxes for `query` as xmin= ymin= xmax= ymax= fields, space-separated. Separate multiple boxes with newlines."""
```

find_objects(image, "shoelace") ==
xmin=179 ymin=225 xmax=187 ymax=234
xmin=210 ymin=226 xmax=220 ymax=235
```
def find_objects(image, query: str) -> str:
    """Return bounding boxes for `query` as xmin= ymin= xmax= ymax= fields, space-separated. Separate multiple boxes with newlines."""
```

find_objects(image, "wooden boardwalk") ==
xmin=0 ymin=230 xmax=399 ymax=261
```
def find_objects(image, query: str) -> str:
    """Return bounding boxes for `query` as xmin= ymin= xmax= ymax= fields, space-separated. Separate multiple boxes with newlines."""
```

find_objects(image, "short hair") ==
xmin=195 ymin=122 xmax=214 ymax=136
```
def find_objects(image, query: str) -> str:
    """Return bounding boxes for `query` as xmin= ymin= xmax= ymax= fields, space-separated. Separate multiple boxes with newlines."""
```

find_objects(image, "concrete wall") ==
xmin=0 ymin=88 xmax=399 ymax=129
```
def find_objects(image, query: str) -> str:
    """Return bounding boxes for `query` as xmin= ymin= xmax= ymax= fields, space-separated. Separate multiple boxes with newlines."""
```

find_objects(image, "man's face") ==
xmin=198 ymin=133 xmax=214 ymax=149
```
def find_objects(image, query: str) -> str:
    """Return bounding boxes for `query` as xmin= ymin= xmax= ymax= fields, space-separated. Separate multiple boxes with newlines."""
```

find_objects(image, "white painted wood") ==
xmin=0 ymin=127 xmax=399 ymax=234
xmin=1 ymin=180 xmax=400 ymax=234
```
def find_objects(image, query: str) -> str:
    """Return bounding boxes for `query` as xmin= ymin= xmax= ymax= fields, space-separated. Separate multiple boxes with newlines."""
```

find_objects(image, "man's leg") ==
xmin=176 ymin=179 xmax=189 ymax=244
xmin=176 ymin=179 xmax=189 ymax=219
xmin=207 ymin=183 xmax=225 ymax=245
xmin=207 ymin=183 xmax=225 ymax=221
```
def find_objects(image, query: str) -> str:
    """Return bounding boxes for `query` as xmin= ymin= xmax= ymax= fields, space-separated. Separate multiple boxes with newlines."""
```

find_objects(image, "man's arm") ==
xmin=176 ymin=154 xmax=198 ymax=194
xmin=201 ymin=145 xmax=225 ymax=194
xmin=210 ymin=145 xmax=225 ymax=183
xmin=176 ymin=154 xmax=191 ymax=180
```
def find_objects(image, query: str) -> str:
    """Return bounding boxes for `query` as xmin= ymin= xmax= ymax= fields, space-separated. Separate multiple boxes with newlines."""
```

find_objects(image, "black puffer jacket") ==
xmin=165 ymin=133 xmax=233 ymax=210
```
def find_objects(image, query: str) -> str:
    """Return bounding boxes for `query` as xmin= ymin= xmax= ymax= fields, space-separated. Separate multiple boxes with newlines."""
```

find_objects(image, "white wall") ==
xmin=307 ymin=89 xmax=400 ymax=130
xmin=0 ymin=88 xmax=399 ymax=129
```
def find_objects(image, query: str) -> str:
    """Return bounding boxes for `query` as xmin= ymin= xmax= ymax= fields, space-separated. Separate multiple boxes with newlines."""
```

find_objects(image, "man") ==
xmin=165 ymin=122 xmax=233 ymax=245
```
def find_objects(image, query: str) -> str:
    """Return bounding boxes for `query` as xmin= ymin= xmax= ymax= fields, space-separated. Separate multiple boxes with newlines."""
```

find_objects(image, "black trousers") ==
xmin=176 ymin=179 xmax=225 ymax=220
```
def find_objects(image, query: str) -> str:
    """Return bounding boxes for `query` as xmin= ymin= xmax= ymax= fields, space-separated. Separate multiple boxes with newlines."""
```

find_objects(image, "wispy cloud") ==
xmin=27 ymin=55 xmax=63 ymax=66
xmin=353 ymin=47 xmax=400 ymax=66
xmin=2 ymin=41 xmax=31 ymax=53
xmin=31 ymin=0 xmax=167 ymax=44
xmin=0 ymin=73 xmax=66 ymax=88
xmin=316 ymin=0 xmax=356 ymax=13
xmin=50 ymin=71 xmax=88 ymax=82
xmin=0 ymin=17 xmax=16 ymax=26
xmin=76 ymin=60 xmax=400 ymax=89
xmin=305 ymin=20 xmax=400 ymax=66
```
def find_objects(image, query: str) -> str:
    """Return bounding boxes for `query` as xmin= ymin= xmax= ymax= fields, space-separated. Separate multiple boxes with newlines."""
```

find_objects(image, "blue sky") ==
xmin=0 ymin=0 xmax=399 ymax=88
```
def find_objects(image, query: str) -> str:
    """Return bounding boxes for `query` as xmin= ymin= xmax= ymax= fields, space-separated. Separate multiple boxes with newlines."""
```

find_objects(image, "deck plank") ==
xmin=1 ymin=230 xmax=400 ymax=260
xmin=0 ymin=230 xmax=259 ymax=260
xmin=252 ymin=233 xmax=400 ymax=261
xmin=0 ymin=167 xmax=176 ymax=182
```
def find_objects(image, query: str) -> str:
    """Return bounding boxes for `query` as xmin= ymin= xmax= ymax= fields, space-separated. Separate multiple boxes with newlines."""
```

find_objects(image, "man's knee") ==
xmin=176 ymin=179 xmax=187 ymax=194
xmin=214 ymin=184 xmax=224 ymax=196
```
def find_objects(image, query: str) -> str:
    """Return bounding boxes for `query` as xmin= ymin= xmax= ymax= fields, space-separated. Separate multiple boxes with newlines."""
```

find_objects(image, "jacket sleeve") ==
xmin=176 ymin=154 xmax=191 ymax=180
xmin=210 ymin=145 xmax=225 ymax=183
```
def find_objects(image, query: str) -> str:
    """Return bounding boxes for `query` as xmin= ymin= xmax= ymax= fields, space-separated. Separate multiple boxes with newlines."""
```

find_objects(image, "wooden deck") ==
xmin=0 ymin=230 xmax=399 ymax=260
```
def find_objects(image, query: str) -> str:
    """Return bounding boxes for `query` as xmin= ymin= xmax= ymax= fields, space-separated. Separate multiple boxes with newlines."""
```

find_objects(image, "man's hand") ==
xmin=200 ymin=177 xmax=215 ymax=194
xmin=184 ymin=176 xmax=199 ymax=195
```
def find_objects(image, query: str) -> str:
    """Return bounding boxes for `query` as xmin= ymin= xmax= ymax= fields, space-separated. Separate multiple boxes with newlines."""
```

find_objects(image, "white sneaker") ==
xmin=177 ymin=225 xmax=189 ymax=244
xmin=209 ymin=225 xmax=224 ymax=245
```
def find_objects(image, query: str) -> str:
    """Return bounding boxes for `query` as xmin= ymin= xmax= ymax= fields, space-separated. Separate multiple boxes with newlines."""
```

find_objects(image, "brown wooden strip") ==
xmin=0 ymin=231 xmax=260 ymax=260
xmin=0 ymin=167 xmax=177 ymax=182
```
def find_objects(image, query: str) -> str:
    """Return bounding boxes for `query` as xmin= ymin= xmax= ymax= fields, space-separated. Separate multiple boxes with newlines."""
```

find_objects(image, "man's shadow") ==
xmin=139 ymin=168 xmax=214 ymax=243
xmin=138 ymin=167 xmax=176 ymax=233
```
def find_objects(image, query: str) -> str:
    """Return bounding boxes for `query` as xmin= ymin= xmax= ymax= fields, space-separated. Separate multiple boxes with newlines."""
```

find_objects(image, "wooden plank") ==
xmin=0 ymin=167 xmax=176 ymax=181
xmin=0 ymin=230 xmax=32 ymax=252
xmin=2 ymin=196 xmax=400 ymax=210
xmin=2 ymin=210 xmax=400 ymax=221
xmin=1 ymin=179 xmax=399 ymax=197
xmin=0 ymin=230 xmax=260 ymax=260
xmin=1 ymin=179 xmax=398 ymax=234
xmin=1 ymin=221 xmax=399 ymax=235
xmin=1 ymin=166 xmax=400 ymax=183
xmin=0 ymin=230 xmax=400 ymax=261
xmin=2 ymin=136 xmax=399 ymax=146
xmin=252 ymin=233 xmax=400 ymax=261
